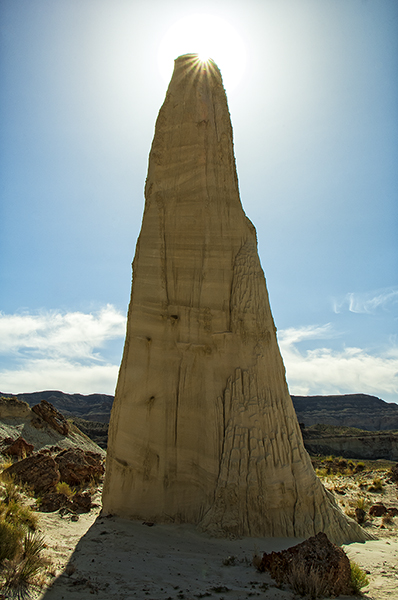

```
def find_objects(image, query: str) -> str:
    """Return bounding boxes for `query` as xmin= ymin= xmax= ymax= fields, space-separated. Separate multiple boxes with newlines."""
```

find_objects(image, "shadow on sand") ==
xmin=41 ymin=515 xmax=301 ymax=599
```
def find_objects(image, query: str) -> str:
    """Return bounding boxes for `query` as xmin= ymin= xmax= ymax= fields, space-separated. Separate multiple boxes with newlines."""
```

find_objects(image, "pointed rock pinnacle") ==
xmin=102 ymin=54 xmax=370 ymax=544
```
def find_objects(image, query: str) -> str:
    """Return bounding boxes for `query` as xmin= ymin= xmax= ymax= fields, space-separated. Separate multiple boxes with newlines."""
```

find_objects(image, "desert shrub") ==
xmin=354 ymin=462 xmax=365 ymax=473
xmin=350 ymin=561 xmax=369 ymax=594
xmin=367 ymin=477 xmax=384 ymax=493
xmin=1 ymin=477 xmax=22 ymax=505
xmin=55 ymin=481 xmax=74 ymax=498
xmin=1 ymin=500 xmax=38 ymax=531
xmin=0 ymin=459 xmax=13 ymax=472
xmin=316 ymin=468 xmax=328 ymax=478
xmin=0 ymin=472 xmax=49 ymax=598
xmin=2 ymin=530 xmax=48 ymax=599
xmin=0 ymin=520 xmax=24 ymax=562
xmin=287 ymin=562 xmax=334 ymax=599
xmin=354 ymin=496 xmax=369 ymax=511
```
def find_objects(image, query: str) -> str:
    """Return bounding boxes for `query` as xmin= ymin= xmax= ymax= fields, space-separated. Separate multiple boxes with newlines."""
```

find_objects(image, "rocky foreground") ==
xmin=1 ymin=396 xmax=398 ymax=598
xmin=1 ymin=461 xmax=395 ymax=600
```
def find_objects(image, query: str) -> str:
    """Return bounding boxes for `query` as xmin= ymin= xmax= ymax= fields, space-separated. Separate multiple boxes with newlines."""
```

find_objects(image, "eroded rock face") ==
xmin=32 ymin=399 xmax=70 ymax=435
xmin=4 ymin=437 xmax=34 ymax=458
xmin=102 ymin=54 xmax=369 ymax=544
xmin=0 ymin=397 xmax=31 ymax=419
xmin=5 ymin=455 xmax=60 ymax=493
xmin=55 ymin=449 xmax=104 ymax=485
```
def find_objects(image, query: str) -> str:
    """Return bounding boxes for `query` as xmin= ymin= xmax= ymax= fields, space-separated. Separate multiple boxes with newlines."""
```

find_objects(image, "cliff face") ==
xmin=102 ymin=54 xmax=369 ymax=544
xmin=302 ymin=425 xmax=398 ymax=461
xmin=293 ymin=394 xmax=398 ymax=431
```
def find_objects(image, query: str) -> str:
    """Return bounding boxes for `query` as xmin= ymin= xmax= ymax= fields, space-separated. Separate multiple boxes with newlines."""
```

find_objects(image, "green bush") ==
xmin=0 ymin=468 xmax=50 ymax=598
xmin=350 ymin=561 xmax=369 ymax=594
xmin=367 ymin=477 xmax=383 ymax=493
xmin=0 ymin=519 xmax=24 ymax=562
xmin=55 ymin=481 xmax=74 ymax=498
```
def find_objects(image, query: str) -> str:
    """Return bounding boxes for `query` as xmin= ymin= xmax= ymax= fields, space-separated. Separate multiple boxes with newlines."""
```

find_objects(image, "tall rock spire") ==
xmin=102 ymin=54 xmax=369 ymax=544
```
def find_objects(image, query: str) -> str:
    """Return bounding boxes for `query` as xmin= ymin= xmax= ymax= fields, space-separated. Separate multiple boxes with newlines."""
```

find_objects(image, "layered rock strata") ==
xmin=103 ymin=54 xmax=369 ymax=544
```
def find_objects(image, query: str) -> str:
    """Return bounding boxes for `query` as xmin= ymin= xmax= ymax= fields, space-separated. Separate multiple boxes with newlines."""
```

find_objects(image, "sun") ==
xmin=157 ymin=14 xmax=247 ymax=92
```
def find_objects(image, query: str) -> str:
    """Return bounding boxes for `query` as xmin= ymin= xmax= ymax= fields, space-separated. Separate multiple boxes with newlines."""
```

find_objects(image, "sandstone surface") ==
xmin=102 ymin=54 xmax=369 ymax=544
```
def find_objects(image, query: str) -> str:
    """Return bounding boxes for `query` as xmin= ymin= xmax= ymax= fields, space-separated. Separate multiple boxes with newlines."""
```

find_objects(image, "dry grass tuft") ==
xmin=287 ymin=562 xmax=335 ymax=598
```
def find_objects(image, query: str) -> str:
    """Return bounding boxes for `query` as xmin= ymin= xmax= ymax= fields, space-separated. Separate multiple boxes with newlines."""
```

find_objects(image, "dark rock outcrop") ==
xmin=5 ymin=454 xmax=60 ymax=493
xmin=257 ymin=532 xmax=353 ymax=596
xmin=32 ymin=399 xmax=70 ymax=435
xmin=3 ymin=448 xmax=104 ymax=493
xmin=55 ymin=449 xmax=104 ymax=485
xmin=39 ymin=490 xmax=93 ymax=513
xmin=4 ymin=437 xmax=34 ymax=458
xmin=369 ymin=503 xmax=387 ymax=517
xmin=390 ymin=463 xmax=398 ymax=482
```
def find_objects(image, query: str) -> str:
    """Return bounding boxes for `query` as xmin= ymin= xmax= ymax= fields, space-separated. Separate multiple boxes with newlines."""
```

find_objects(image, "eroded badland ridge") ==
xmin=3 ymin=390 xmax=397 ymax=430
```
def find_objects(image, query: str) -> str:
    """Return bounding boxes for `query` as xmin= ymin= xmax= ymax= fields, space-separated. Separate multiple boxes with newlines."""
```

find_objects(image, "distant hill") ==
xmin=291 ymin=393 xmax=398 ymax=431
xmin=2 ymin=390 xmax=397 ymax=431
xmin=0 ymin=390 xmax=113 ymax=423
xmin=2 ymin=390 xmax=397 ymax=458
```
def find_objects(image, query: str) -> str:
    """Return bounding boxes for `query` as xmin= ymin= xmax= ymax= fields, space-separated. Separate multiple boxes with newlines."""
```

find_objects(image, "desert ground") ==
xmin=22 ymin=462 xmax=395 ymax=600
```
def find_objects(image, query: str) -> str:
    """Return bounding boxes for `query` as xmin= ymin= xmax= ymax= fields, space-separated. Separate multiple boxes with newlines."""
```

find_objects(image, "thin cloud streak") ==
xmin=279 ymin=325 xmax=398 ymax=402
xmin=333 ymin=288 xmax=398 ymax=315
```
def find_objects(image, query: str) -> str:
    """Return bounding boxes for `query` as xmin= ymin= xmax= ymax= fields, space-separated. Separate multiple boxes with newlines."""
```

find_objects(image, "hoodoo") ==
xmin=103 ymin=54 xmax=369 ymax=544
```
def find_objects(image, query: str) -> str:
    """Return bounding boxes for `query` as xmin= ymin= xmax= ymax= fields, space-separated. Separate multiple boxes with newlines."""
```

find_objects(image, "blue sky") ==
xmin=0 ymin=0 xmax=397 ymax=402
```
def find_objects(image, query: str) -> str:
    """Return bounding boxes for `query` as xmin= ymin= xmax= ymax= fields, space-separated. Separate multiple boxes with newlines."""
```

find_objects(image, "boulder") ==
xmin=55 ymin=449 xmax=104 ymax=485
xmin=4 ymin=454 xmax=60 ymax=493
xmin=4 ymin=437 xmax=34 ymax=458
xmin=70 ymin=492 xmax=93 ymax=513
xmin=31 ymin=399 xmax=69 ymax=435
xmin=39 ymin=492 xmax=69 ymax=512
xmin=38 ymin=491 xmax=93 ymax=513
xmin=369 ymin=503 xmax=387 ymax=517
xmin=387 ymin=507 xmax=398 ymax=517
xmin=355 ymin=507 xmax=366 ymax=524
xmin=257 ymin=532 xmax=353 ymax=596
xmin=390 ymin=463 xmax=398 ymax=482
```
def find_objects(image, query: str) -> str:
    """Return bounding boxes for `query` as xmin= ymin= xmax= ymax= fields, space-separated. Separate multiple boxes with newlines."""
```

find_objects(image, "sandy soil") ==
xmin=30 ymin=468 xmax=398 ymax=600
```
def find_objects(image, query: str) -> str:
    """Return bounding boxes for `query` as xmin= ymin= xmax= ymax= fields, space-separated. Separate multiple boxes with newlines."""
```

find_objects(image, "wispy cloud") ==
xmin=0 ymin=305 xmax=126 ymax=360
xmin=278 ymin=324 xmax=398 ymax=402
xmin=1 ymin=308 xmax=397 ymax=403
xmin=0 ymin=306 xmax=126 ymax=394
xmin=333 ymin=288 xmax=398 ymax=315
